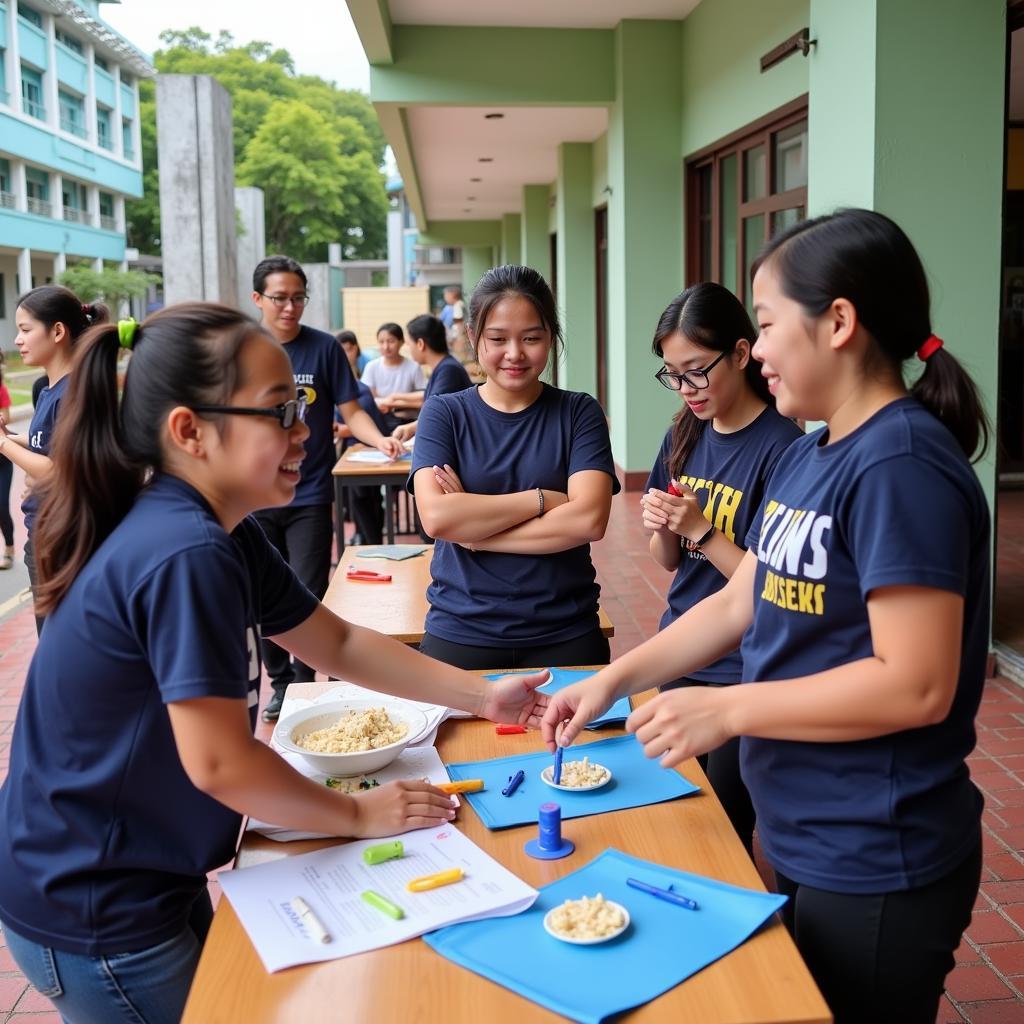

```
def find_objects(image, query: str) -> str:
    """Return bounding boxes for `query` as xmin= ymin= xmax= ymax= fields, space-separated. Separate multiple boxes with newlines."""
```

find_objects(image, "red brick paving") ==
xmin=0 ymin=485 xmax=1023 ymax=1021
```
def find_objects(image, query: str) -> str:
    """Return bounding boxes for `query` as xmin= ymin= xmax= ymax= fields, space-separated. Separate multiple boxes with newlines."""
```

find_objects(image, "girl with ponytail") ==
xmin=544 ymin=209 xmax=991 ymax=1022
xmin=0 ymin=303 xmax=549 ymax=1023
xmin=0 ymin=286 xmax=108 ymax=631
xmin=640 ymin=282 xmax=801 ymax=854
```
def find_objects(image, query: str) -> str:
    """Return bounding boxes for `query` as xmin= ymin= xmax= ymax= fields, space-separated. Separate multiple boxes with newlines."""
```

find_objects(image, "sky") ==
xmin=100 ymin=0 xmax=372 ymax=92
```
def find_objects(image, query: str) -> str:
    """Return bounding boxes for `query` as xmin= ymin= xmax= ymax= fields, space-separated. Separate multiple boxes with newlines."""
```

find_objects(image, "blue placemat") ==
xmin=484 ymin=668 xmax=632 ymax=728
xmin=424 ymin=848 xmax=787 ymax=1024
xmin=445 ymin=735 xmax=698 ymax=830
xmin=356 ymin=544 xmax=428 ymax=560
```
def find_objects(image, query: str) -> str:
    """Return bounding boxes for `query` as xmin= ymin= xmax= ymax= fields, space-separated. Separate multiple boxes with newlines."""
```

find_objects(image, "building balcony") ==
xmin=60 ymin=117 xmax=88 ymax=139
xmin=99 ymin=214 xmax=117 ymax=231
xmin=123 ymin=146 xmax=135 ymax=161
xmin=98 ymin=135 xmax=114 ymax=152
xmin=0 ymin=192 xmax=15 ymax=209
xmin=26 ymin=196 xmax=52 ymax=217
xmin=63 ymin=206 xmax=91 ymax=225
xmin=22 ymin=99 xmax=46 ymax=121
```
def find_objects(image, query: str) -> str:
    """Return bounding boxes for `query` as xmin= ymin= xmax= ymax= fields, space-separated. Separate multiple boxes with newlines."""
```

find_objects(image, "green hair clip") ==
xmin=117 ymin=318 xmax=139 ymax=350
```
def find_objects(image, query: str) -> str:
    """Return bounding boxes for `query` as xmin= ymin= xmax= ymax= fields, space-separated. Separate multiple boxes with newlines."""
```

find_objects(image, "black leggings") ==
xmin=0 ymin=456 xmax=13 ymax=546
xmin=419 ymin=625 xmax=610 ymax=671
xmin=660 ymin=677 xmax=755 ymax=855
xmin=775 ymin=838 xmax=981 ymax=1024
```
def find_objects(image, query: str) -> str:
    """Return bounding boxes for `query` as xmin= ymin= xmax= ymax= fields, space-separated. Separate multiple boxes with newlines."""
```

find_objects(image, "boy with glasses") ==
xmin=252 ymin=255 xmax=403 ymax=721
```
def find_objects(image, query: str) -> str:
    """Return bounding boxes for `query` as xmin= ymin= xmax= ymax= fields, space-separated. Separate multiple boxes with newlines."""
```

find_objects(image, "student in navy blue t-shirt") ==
xmin=251 ymin=256 xmax=405 ymax=722
xmin=641 ymin=283 xmax=800 ymax=853
xmin=0 ymin=286 xmax=107 ymax=634
xmin=544 ymin=210 xmax=991 ymax=1024
xmin=0 ymin=303 xmax=551 ymax=1024
xmin=412 ymin=265 xmax=620 ymax=670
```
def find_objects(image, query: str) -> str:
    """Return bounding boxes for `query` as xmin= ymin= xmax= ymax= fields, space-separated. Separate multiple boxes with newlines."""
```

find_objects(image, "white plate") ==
xmin=539 ymin=763 xmax=612 ymax=792
xmin=543 ymin=901 xmax=630 ymax=945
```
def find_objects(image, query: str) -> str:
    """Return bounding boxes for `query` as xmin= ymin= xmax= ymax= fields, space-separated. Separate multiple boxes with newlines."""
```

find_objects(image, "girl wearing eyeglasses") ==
xmin=640 ymin=282 xmax=801 ymax=853
xmin=0 ymin=304 xmax=550 ymax=1024
xmin=544 ymin=210 xmax=990 ymax=1023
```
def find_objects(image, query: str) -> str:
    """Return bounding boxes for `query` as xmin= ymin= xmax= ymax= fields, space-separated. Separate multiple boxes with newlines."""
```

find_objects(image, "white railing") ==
xmin=26 ymin=197 xmax=52 ymax=217
xmin=100 ymin=214 xmax=118 ymax=231
xmin=0 ymin=192 xmax=16 ymax=209
xmin=22 ymin=99 xmax=46 ymax=121
xmin=60 ymin=117 xmax=88 ymax=139
xmin=63 ymin=207 xmax=91 ymax=225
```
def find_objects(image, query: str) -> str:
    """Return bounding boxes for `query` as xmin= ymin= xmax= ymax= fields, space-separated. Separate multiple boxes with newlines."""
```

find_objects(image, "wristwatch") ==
xmin=693 ymin=524 xmax=716 ymax=548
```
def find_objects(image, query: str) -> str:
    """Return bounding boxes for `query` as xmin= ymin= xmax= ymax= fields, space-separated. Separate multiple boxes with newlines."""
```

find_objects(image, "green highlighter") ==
xmin=361 ymin=889 xmax=404 ymax=920
xmin=363 ymin=841 xmax=403 ymax=866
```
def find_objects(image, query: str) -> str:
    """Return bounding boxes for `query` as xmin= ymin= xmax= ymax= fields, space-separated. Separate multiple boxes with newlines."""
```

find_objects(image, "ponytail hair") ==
xmin=16 ymin=285 xmax=109 ymax=342
xmin=751 ymin=208 xmax=990 ymax=461
xmin=34 ymin=303 xmax=261 ymax=614
xmin=652 ymin=282 xmax=767 ymax=480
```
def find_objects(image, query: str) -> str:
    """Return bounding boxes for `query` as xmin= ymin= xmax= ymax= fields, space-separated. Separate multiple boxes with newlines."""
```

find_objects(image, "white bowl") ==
xmin=274 ymin=699 xmax=428 ymax=776
xmin=543 ymin=900 xmax=630 ymax=945
xmin=540 ymin=763 xmax=612 ymax=792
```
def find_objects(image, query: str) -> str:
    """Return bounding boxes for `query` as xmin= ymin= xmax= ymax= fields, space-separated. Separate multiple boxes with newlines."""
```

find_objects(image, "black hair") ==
xmin=253 ymin=255 xmax=307 ymax=293
xmin=407 ymin=314 xmax=448 ymax=355
xmin=17 ymin=285 xmax=109 ymax=341
xmin=34 ymin=303 xmax=261 ymax=613
xmin=752 ymin=208 xmax=990 ymax=460
xmin=377 ymin=322 xmax=404 ymax=342
xmin=335 ymin=329 xmax=359 ymax=347
xmin=468 ymin=265 xmax=563 ymax=360
xmin=652 ymin=282 xmax=768 ymax=480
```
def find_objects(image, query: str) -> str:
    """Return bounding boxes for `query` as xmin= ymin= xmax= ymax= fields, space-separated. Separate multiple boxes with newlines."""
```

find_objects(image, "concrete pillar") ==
xmin=6 ymin=2 xmax=20 ymax=112
xmin=808 ymin=0 xmax=1004 ymax=512
xmin=461 ymin=245 xmax=493 ymax=304
xmin=555 ymin=142 xmax=596 ymax=396
xmin=86 ymin=184 xmax=100 ymax=227
xmin=92 ymin=257 xmax=103 ymax=273
xmin=387 ymin=208 xmax=405 ymax=287
xmin=53 ymin=252 xmax=66 ymax=277
xmin=520 ymin=185 xmax=550 ymax=282
xmin=131 ymin=80 xmax=142 ymax=165
xmin=11 ymin=161 xmax=27 ymax=213
xmin=85 ymin=43 xmax=97 ymax=145
xmin=606 ymin=19 xmax=683 ymax=473
xmin=112 ymin=64 xmax=123 ymax=158
xmin=17 ymin=249 xmax=32 ymax=296
xmin=44 ymin=12 xmax=58 ymax=131
xmin=114 ymin=193 xmax=125 ymax=232
xmin=235 ymin=185 xmax=266 ymax=307
xmin=49 ymin=172 xmax=63 ymax=219
xmin=500 ymin=213 xmax=521 ymax=266
xmin=157 ymin=75 xmax=239 ymax=305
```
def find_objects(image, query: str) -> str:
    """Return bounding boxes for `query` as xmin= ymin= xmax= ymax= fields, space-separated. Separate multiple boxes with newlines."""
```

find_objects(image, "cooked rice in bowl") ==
xmin=296 ymin=706 xmax=408 ymax=754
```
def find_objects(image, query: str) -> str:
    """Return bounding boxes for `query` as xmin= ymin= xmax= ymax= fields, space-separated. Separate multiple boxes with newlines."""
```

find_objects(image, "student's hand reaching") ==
xmin=391 ymin=423 xmax=415 ymax=443
xmin=625 ymin=686 xmax=733 ymax=769
xmin=540 ymin=676 xmax=619 ymax=751
xmin=479 ymin=670 xmax=552 ymax=729
xmin=375 ymin=436 xmax=405 ymax=460
xmin=350 ymin=779 xmax=456 ymax=837
xmin=641 ymin=486 xmax=710 ymax=544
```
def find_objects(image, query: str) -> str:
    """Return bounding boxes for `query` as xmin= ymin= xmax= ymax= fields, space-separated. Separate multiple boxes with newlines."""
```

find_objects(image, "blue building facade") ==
xmin=0 ymin=0 xmax=152 ymax=336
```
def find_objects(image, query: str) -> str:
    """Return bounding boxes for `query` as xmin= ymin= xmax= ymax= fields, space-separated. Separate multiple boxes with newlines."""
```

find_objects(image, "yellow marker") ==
xmin=437 ymin=779 xmax=484 ymax=795
xmin=407 ymin=868 xmax=465 ymax=893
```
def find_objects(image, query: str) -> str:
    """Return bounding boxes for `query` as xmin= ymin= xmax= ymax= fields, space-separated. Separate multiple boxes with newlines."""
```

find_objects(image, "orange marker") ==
xmin=437 ymin=779 xmax=484 ymax=795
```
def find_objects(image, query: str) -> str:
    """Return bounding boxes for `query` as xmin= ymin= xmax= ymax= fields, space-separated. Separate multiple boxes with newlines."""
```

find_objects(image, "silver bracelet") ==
xmin=537 ymin=487 xmax=545 ymax=517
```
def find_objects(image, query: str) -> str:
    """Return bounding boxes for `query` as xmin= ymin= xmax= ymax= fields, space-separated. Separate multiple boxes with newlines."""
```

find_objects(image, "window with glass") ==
xmin=94 ymin=55 xmax=110 ymax=73
xmin=122 ymin=117 xmax=134 ymax=159
xmin=0 ymin=158 xmax=12 ymax=209
xmin=55 ymin=29 xmax=83 ymax=55
xmin=25 ymin=166 xmax=50 ymax=215
xmin=17 ymin=2 xmax=42 ymax=28
xmin=98 ymin=190 xmax=116 ymax=230
xmin=685 ymin=98 xmax=808 ymax=312
xmin=59 ymin=90 xmax=86 ymax=137
xmin=97 ymin=105 xmax=112 ymax=149
xmin=20 ymin=64 xmax=44 ymax=120
xmin=0 ymin=49 xmax=7 ymax=105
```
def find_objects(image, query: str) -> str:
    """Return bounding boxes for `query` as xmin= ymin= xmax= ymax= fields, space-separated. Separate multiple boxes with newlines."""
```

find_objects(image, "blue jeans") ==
xmin=3 ymin=890 xmax=213 ymax=1024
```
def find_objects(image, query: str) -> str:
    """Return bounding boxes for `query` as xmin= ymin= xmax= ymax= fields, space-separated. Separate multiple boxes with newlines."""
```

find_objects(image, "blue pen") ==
xmin=626 ymin=877 xmax=700 ymax=911
xmin=553 ymin=745 xmax=564 ymax=785
xmin=502 ymin=769 xmax=525 ymax=797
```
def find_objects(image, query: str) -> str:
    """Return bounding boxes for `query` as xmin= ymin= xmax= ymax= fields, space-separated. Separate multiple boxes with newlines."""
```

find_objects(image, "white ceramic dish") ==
xmin=543 ymin=901 xmax=630 ymax=945
xmin=274 ymin=699 xmax=428 ymax=776
xmin=539 ymin=763 xmax=612 ymax=792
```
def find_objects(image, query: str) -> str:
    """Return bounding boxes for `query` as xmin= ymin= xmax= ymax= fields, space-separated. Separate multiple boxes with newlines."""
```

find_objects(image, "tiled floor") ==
xmin=1 ymin=484 xmax=1024 ymax=1022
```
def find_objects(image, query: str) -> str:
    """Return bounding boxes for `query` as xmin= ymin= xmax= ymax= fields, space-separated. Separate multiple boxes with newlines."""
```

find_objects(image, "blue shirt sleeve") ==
xmin=240 ymin=518 xmax=322 ymax=635
xmin=844 ymin=455 xmax=973 ymax=599
xmin=328 ymin=337 xmax=359 ymax=406
xmin=408 ymin=396 xmax=457 ymax=492
xmin=567 ymin=394 xmax=621 ymax=492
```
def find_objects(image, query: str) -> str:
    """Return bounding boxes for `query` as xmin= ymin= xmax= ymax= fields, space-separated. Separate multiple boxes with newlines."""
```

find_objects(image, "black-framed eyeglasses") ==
xmin=654 ymin=350 xmax=730 ymax=391
xmin=258 ymin=293 xmax=310 ymax=308
xmin=191 ymin=396 xmax=308 ymax=429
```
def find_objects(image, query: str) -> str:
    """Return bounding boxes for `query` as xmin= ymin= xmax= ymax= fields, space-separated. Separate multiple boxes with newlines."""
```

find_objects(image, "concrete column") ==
xmin=156 ymin=75 xmax=239 ymax=305
xmin=520 ymin=184 xmax=550 ymax=282
xmin=53 ymin=252 xmax=66 ymax=277
xmin=461 ymin=245 xmax=493 ymax=303
xmin=86 ymin=184 xmax=100 ymax=227
xmin=555 ymin=142 xmax=596 ymax=396
xmin=387 ymin=208 xmax=404 ymax=286
xmin=84 ymin=43 xmax=97 ymax=145
xmin=131 ymin=80 xmax=142 ymax=165
xmin=5 ymin=2 xmax=20 ymax=111
xmin=113 ymin=193 xmax=125 ymax=232
xmin=235 ymin=186 xmax=266 ymax=307
xmin=92 ymin=257 xmax=103 ymax=272
xmin=500 ymin=213 xmax=521 ymax=266
xmin=44 ymin=12 xmax=58 ymax=130
xmin=49 ymin=171 xmax=63 ymax=219
xmin=606 ymin=19 xmax=683 ymax=473
xmin=112 ymin=64 xmax=123 ymax=158
xmin=808 ymin=0 xmax=1004 ymax=512
xmin=11 ymin=160 xmax=27 ymax=213
xmin=17 ymin=249 xmax=32 ymax=295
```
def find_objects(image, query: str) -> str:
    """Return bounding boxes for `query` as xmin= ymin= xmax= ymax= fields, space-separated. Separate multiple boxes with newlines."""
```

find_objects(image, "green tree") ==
xmin=126 ymin=29 xmax=388 ymax=261
xmin=58 ymin=265 xmax=160 ymax=309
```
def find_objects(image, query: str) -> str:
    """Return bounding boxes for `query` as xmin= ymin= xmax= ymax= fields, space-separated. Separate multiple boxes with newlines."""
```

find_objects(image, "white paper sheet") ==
xmin=345 ymin=450 xmax=412 ymax=463
xmin=219 ymin=824 xmax=537 ymax=971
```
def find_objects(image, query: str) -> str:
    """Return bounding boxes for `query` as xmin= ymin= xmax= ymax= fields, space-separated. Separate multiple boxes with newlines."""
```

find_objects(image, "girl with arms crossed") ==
xmin=0 ymin=305 xmax=548 ymax=1024
xmin=544 ymin=210 xmax=990 ymax=1023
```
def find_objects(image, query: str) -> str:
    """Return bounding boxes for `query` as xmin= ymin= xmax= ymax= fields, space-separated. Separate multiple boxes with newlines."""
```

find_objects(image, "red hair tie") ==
xmin=917 ymin=335 xmax=943 ymax=362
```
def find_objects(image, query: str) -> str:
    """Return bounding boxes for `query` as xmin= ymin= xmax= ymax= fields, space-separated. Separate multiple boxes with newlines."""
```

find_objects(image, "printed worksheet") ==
xmin=219 ymin=824 xmax=537 ymax=971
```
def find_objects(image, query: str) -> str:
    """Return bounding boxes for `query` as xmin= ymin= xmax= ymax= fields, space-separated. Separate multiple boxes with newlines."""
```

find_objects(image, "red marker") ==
xmin=495 ymin=724 xmax=528 ymax=735
xmin=667 ymin=481 xmax=683 ymax=497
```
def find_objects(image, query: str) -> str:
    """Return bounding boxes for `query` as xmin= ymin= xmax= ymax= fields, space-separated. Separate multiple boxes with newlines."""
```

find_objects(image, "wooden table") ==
xmin=183 ymin=681 xmax=830 ymax=1024
xmin=331 ymin=445 xmax=415 ymax=558
xmin=325 ymin=545 xmax=615 ymax=645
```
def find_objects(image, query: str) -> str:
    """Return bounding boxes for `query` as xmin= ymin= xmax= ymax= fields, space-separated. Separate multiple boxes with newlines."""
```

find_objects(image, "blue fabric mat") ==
xmin=445 ymin=735 xmax=699 ymax=830
xmin=484 ymin=668 xmax=632 ymax=728
xmin=424 ymin=848 xmax=787 ymax=1024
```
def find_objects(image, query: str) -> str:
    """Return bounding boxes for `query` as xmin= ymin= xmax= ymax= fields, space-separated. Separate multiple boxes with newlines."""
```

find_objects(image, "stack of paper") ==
xmin=355 ymin=544 xmax=429 ymax=560
xmin=345 ymin=449 xmax=412 ymax=463
xmin=220 ymin=824 xmax=538 ymax=971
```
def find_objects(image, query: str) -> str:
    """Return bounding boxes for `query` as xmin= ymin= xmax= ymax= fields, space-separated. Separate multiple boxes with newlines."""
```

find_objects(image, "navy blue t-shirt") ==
xmin=646 ymin=407 xmax=801 ymax=682
xmin=740 ymin=398 xmax=990 ymax=894
xmin=338 ymin=381 xmax=389 ymax=450
xmin=282 ymin=325 xmax=358 ymax=506
xmin=410 ymin=385 xmax=620 ymax=646
xmin=423 ymin=354 xmax=472 ymax=403
xmin=21 ymin=374 xmax=69 ymax=534
xmin=0 ymin=475 xmax=319 ymax=955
